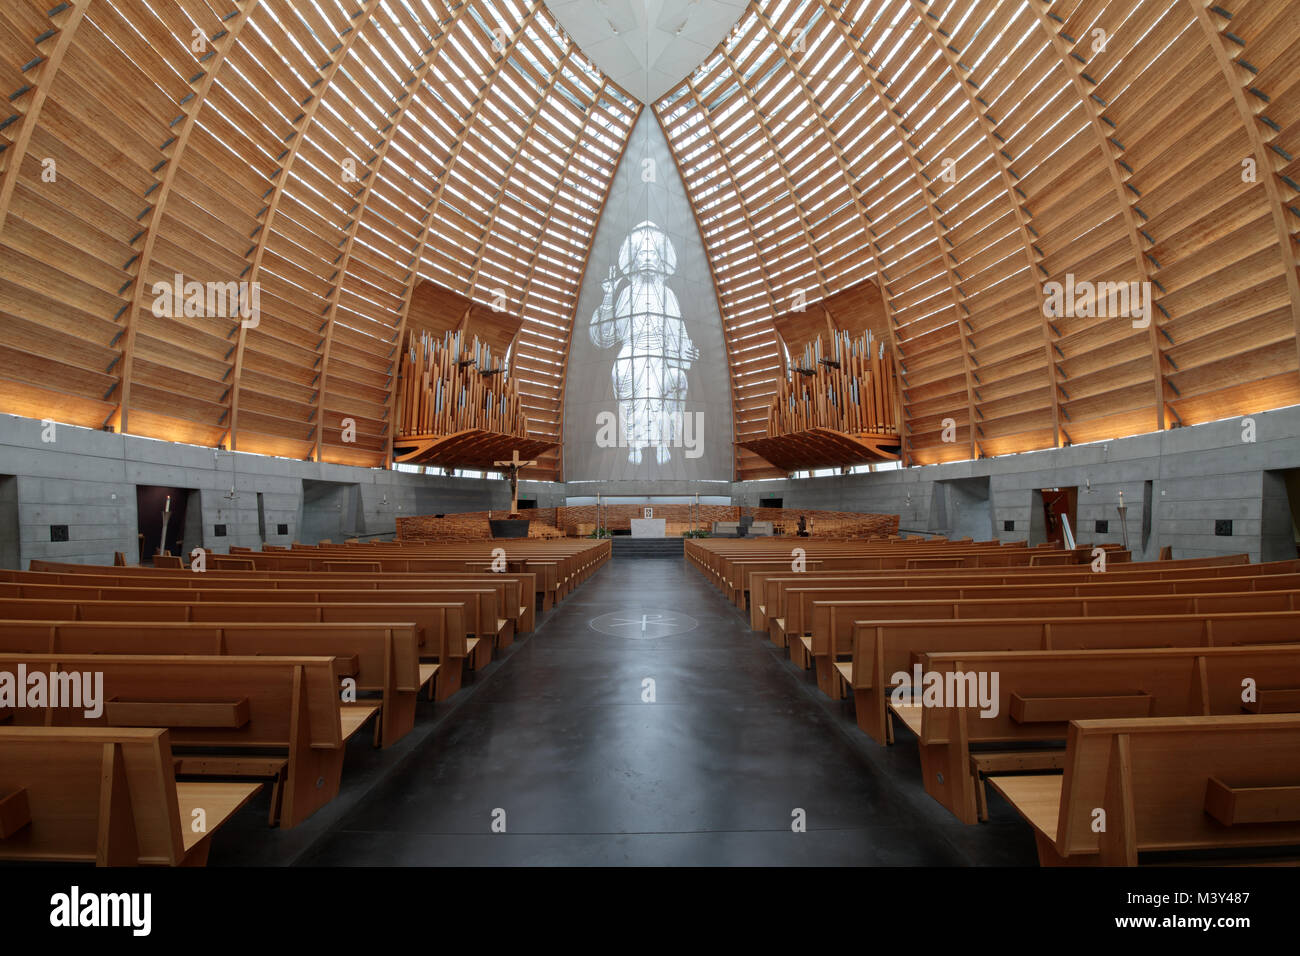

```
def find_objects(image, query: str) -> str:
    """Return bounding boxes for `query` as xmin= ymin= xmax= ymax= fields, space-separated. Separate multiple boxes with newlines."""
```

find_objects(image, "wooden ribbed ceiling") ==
xmin=656 ymin=0 xmax=1300 ymax=480
xmin=0 ymin=0 xmax=639 ymax=480
xmin=0 ymin=0 xmax=1296 ymax=484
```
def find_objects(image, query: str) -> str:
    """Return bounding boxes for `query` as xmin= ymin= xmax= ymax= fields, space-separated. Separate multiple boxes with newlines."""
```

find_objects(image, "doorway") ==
xmin=1031 ymin=487 xmax=1078 ymax=547
xmin=0 ymin=476 xmax=18 ymax=569
xmin=136 ymin=485 xmax=200 ymax=564
xmin=299 ymin=480 xmax=362 ymax=544
xmin=1262 ymin=468 xmax=1300 ymax=561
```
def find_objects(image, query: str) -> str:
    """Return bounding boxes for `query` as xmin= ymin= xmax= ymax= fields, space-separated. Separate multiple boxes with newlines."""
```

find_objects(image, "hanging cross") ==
xmin=493 ymin=449 xmax=537 ymax=515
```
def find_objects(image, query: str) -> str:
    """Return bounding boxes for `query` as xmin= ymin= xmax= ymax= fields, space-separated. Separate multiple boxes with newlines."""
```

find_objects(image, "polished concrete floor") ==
xmin=281 ymin=557 xmax=1038 ymax=866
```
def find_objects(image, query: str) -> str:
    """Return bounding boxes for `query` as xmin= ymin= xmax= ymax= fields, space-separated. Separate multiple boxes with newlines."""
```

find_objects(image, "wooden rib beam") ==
xmin=717 ymin=42 xmax=832 ymax=304
xmin=384 ymin=2 xmax=541 ymax=462
xmin=227 ymin=0 xmax=385 ymax=451
xmin=0 ymin=0 xmax=89 ymax=233
xmin=906 ymin=0 xmax=1063 ymax=451
xmin=462 ymin=37 xmax=573 ymax=299
xmin=511 ymin=78 xmax=605 ymax=342
xmin=1187 ymin=0 xmax=1300 ymax=373
xmin=686 ymin=75 xmax=785 ymax=330
xmin=714 ymin=37 xmax=843 ymax=471
xmin=810 ymin=1 xmax=977 ymax=462
xmin=1028 ymin=0 xmax=1167 ymax=433
xmin=114 ymin=0 xmax=259 ymax=437
xmin=677 ymin=77 xmax=784 ymax=479
xmin=492 ymin=78 xmax=609 ymax=473
xmin=313 ymin=0 xmax=470 ymax=461
xmin=750 ymin=8 xmax=911 ymax=466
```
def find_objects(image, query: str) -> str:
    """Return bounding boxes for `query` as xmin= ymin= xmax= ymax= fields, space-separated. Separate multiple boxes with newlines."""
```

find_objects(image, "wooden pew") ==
xmin=0 ymin=652 xmax=377 ymax=828
xmin=199 ymin=541 xmax=609 ymax=610
xmin=902 ymin=643 xmax=1300 ymax=824
xmin=689 ymin=539 xmax=1117 ymax=607
xmin=15 ymin=565 xmax=535 ymax=640
xmin=988 ymin=714 xmax=1300 ymax=865
xmin=749 ymin=557 xmax=1300 ymax=633
xmin=805 ymin=586 xmax=1300 ymax=696
xmin=799 ymin=571 xmax=1300 ymax=660
xmin=719 ymin=544 xmax=1077 ymax=608
xmin=0 ymin=617 xmax=424 ymax=748
xmin=772 ymin=569 xmax=1300 ymax=645
xmin=6 ymin=569 xmax=510 ymax=668
xmin=838 ymin=610 xmax=1300 ymax=744
xmin=0 ymin=727 xmax=261 ymax=866
xmin=0 ymin=590 xmax=470 ymax=701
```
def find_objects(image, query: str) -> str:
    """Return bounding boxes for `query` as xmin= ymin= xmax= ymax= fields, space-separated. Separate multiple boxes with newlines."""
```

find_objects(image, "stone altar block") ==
xmin=630 ymin=518 xmax=666 ymax=538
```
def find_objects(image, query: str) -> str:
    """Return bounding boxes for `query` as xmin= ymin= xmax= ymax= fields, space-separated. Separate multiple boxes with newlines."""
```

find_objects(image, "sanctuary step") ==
xmin=611 ymin=537 xmax=685 ymax=558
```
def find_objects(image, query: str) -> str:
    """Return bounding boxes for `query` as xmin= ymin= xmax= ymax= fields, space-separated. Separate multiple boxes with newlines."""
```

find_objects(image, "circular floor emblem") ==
xmin=588 ymin=610 xmax=698 ymax=639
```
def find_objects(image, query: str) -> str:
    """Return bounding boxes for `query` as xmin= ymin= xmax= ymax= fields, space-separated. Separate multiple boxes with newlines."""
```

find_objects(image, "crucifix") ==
xmin=493 ymin=449 xmax=536 ymax=515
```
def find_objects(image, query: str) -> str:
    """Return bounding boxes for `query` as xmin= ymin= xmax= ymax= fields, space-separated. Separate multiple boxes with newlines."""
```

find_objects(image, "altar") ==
xmin=629 ymin=518 xmax=666 ymax=538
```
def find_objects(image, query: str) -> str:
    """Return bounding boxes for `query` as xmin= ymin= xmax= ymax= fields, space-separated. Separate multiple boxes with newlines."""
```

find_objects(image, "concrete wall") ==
xmin=0 ymin=414 xmax=510 ymax=568
xmin=734 ymin=406 xmax=1300 ymax=562
xmin=4 ymin=404 xmax=1297 ymax=567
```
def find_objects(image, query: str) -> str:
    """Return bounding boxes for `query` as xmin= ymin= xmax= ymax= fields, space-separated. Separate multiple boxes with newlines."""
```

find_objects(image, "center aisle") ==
xmin=297 ymin=557 xmax=1033 ymax=865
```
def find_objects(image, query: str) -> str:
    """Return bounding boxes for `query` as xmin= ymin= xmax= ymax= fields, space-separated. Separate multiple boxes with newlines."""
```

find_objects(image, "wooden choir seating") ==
xmin=0 ymin=727 xmax=261 ymax=866
xmin=686 ymin=538 xmax=1300 ymax=865
xmin=0 ymin=652 xmax=372 ymax=831
xmin=989 ymin=715 xmax=1300 ymax=866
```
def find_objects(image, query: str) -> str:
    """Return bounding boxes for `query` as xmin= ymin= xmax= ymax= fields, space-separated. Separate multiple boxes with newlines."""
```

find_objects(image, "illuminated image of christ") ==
xmin=588 ymin=221 xmax=699 ymax=465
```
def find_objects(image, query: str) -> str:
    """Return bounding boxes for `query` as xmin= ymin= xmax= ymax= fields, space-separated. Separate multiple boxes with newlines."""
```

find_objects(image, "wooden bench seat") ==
xmin=748 ymin=557 xmax=1300 ymax=633
xmin=805 ymin=586 xmax=1300 ymax=696
xmin=988 ymin=714 xmax=1300 ymax=865
xmin=12 ymin=565 xmax=536 ymax=639
xmin=0 ymin=591 xmax=470 ymax=701
xmin=0 ymin=618 xmax=423 ymax=748
xmin=842 ymin=611 xmax=1300 ymax=744
xmin=0 ymin=652 xmax=373 ymax=828
xmin=898 ymin=643 xmax=1300 ymax=824
xmin=0 ymin=727 xmax=260 ymax=865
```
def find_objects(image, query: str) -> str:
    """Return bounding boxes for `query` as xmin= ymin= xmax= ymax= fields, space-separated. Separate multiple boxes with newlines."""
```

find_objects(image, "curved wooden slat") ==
xmin=1188 ymin=0 xmax=1300 ymax=370
xmin=1027 ymin=1 xmax=1167 ymax=432
xmin=0 ymin=0 xmax=89 ymax=233
xmin=227 ymin=0 xmax=386 ymax=451
xmin=114 ymin=0 xmax=259 ymax=436
xmin=313 ymin=0 xmax=471 ymax=461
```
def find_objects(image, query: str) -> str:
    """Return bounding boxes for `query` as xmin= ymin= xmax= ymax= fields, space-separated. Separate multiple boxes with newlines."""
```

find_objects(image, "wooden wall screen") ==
xmin=656 ymin=0 xmax=1300 ymax=479
xmin=0 ymin=0 xmax=638 ymax=481
xmin=0 ymin=0 xmax=1296 ymax=484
